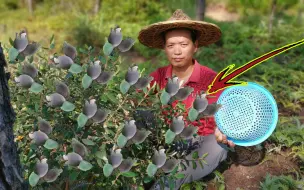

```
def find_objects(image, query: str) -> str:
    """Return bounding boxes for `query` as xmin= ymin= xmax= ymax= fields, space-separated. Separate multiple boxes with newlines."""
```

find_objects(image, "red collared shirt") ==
xmin=149 ymin=59 xmax=222 ymax=136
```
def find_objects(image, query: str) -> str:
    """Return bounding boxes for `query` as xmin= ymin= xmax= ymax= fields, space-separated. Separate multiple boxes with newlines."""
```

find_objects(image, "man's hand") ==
xmin=214 ymin=127 xmax=235 ymax=148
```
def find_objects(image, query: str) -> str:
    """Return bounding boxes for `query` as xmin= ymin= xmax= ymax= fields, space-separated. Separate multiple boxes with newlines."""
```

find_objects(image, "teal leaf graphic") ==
xmin=60 ymin=101 xmax=75 ymax=112
xmin=103 ymin=163 xmax=113 ymax=177
xmin=44 ymin=139 xmax=59 ymax=149
xmin=160 ymin=91 xmax=170 ymax=105
xmin=82 ymin=74 xmax=93 ymax=89
xmin=165 ymin=129 xmax=176 ymax=144
xmin=29 ymin=172 xmax=39 ymax=187
xmin=9 ymin=47 xmax=19 ymax=62
xmin=69 ymin=64 xmax=83 ymax=74
xmin=147 ymin=163 xmax=158 ymax=177
xmin=120 ymin=80 xmax=130 ymax=94
xmin=188 ymin=108 xmax=199 ymax=122
xmin=78 ymin=160 xmax=93 ymax=171
xmin=77 ymin=113 xmax=88 ymax=128
xmin=103 ymin=41 xmax=114 ymax=56
xmin=117 ymin=134 xmax=128 ymax=148
xmin=29 ymin=82 xmax=43 ymax=93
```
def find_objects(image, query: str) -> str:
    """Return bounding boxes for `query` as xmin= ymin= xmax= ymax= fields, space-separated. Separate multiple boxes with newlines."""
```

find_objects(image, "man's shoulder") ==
xmin=198 ymin=64 xmax=218 ymax=78
xmin=194 ymin=63 xmax=218 ymax=90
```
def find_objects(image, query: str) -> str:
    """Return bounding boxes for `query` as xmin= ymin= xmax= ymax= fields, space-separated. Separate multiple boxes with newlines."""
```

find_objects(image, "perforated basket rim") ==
xmin=215 ymin=82 xmax=278 ymax=146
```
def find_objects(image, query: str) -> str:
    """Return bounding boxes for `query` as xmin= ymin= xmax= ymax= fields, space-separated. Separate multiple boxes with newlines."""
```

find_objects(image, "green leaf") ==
xmin=192 ymin=151 xmax=199 ymax=159
xmin=9 ymin=37 xmax=14 ymax=46
xmin=9 ymin=47 xmax=19 ymax=62
xmin=180 ymin=162 xmax=187 ymax=170
xmin=77 ymin=113 xmax=88 ymax=128
xmin=180 ymin=184 xmax=191 ymax=190
xmin=198 ymin=160 xmax=204 ymax=169
xmin=188 ymin=108 xmax=199 ymax=122
xmin=103 ymin=41 xmax=113 ymax=56
xmin=170 ymin=166 xmax=178 ymax=175
xmin=60 ymin=101 xmax=75 ymax=112
xmin=165 ymin=129 xmax=176 ymax=144
xmin=174 ymin=173 xmax=185 ymax=179
xmin=69 ymin=170 xmax=79 ymax=181
xmin=195 ymin=183 xmax=204 ymax=190
xmin=50 ymin=34 xmax=55 ymax=44
xmin=105 ymin=92 xmax=117 ymax=103
xmin=44 ymin=139 xmax=59 ymax=149
xmin=219 ymin=184 xmax=225 ymax=190
xmin=143 ymin=87 xmax=148 ymax=94
xmin=147 ymin=163 xmax=158 ymax=177
xmin=79 ymin=48 xmax=88 ymax=54
xmin=160 ymin=91 xmax=171 ymax=105
xmin=192 ymin=161 xmax=197 ymax=170
xmin=143 ymin=176 xmax=154 ymax=183
xmin=17 ymin=53 xmax=25 ymax=62
xmin=29 ymin=82 xmax=43 ymax=93
xmin=117 ymin=134 xmax=128 ymax=148
xmin=82 ymin=139 xmax=95 ymax=146
xmin=78 ymin=160 xmax=93 ymax=171
xmin=95 ymin=151 xmax=107 ymax=161
xmin=99 ymin=56 xmax=107 ymax=64
xmin=69 ymin=64 xmax=83 ymax=74
xmin=28 ymin=55 xmax=34 ymax=63
xmin=213 ymin=171 xmax=224 ymax=180
xmin=121 ymin=171 xmax=137 ymax=177
xmin=201 ymin=160 xmax=208 ymax=165
xmin=202 ymin=153 xmax=208 ymax=159
xmin=120 ymin=80 xmax=130 ymax=94
xmin=82 ymin=74 xmax=93 ymax=89
xmin=169 ymin=177 xmax=175 ymax=189
xmin=97 ymin=159 xmax=103 ymax=168
xmin=103 ymin=163 xmax=113 ymax=177
xmin=50 ymin=43 xmax=55 ymax=50
xmin=29 ymin=172 xmax=39 ymax=187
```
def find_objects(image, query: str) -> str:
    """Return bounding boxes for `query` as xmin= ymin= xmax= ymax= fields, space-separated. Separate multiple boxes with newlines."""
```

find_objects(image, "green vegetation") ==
xmin=260 ymin=174 xmax=304 ymax=190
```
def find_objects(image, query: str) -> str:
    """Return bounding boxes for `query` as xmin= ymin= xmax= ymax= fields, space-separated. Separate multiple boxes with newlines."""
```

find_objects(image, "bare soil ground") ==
xmin=205 ymin=3 xmax=240 ymax=22
xmin=205 ymin=148 xmax=300 ymax=190
xmin=223 ymin=154 xmax=299 ymax=190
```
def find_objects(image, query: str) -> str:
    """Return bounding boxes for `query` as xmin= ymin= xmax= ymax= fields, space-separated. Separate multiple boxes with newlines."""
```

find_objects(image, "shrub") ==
xmin=260 ymin=173 xmax=304 ymax=190
xmin=7 ymin=28 xmax=220 ymax=189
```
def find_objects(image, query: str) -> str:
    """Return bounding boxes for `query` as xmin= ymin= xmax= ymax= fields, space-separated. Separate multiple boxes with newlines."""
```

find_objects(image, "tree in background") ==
xmin=298 ymin=0 xmax=304 ymax=23
xmin=26 ymin=0 xmax=33 ymax=16
xmin=269 ymin=0 xmax=277 ymax=35
xmin=196 ymin=0 xmax=206 ymax=21
xmin=93 ymin=0 xmax=102 ymax=15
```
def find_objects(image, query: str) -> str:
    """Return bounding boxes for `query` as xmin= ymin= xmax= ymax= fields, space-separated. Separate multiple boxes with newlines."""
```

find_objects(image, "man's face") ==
xmin=164 ymin=29 xmax=198 ymax=68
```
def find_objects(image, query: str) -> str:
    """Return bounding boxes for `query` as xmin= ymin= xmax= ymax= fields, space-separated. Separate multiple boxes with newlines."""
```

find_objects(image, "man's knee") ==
xmin=201 ymin=134 xmax=228 ymax=165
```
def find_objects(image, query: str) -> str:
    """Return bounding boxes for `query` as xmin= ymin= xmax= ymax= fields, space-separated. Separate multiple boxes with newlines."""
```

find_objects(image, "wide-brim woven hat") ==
xmin=138 ymin=9 xmax=222 ymax=49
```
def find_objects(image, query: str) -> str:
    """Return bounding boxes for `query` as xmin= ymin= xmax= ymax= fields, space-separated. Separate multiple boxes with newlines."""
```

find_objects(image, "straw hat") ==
xmin=138 ymin=9 xmax=222 ymax=49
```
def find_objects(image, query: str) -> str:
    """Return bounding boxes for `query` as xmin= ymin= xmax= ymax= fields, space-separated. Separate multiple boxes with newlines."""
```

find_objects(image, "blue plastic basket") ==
xmin=214 ymin=82 xmax=278 ymax=146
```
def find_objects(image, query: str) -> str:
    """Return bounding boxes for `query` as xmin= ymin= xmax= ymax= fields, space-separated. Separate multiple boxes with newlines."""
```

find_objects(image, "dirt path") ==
xmin=205 ymin=3 xmax=240 ymax=22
